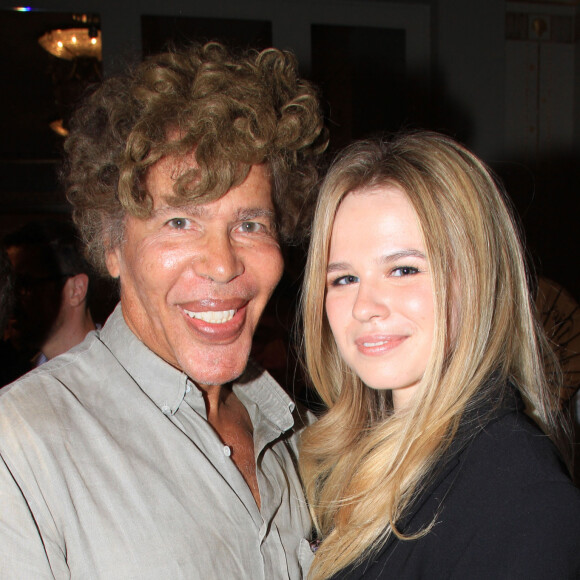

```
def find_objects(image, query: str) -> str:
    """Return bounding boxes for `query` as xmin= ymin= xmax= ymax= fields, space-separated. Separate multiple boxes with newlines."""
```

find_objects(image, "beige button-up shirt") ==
xmin=0 ymin=305 xmax=314 ymax=579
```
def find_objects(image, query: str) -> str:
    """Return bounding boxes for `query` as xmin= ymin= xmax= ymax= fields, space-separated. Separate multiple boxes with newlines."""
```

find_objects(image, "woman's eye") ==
xmin=392 ymin=266 xmax=419 ymax=277
xmin=332 ymin=275 xmax=359 ymax=286
xmin=166 ymin=217 xmax=190 ymax=230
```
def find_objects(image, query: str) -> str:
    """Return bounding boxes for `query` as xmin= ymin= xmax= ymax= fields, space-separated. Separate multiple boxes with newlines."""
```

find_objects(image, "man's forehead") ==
xmin=147 ymin=148 xmax=272 ymax=179
xmin=145 ymin=150 xmax=198 ymax=185
xmin=146 ymin=156 xmax=274 ymax=213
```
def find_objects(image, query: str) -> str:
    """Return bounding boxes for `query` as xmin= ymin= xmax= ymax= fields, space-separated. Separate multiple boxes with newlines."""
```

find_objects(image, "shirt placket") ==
xmin=173 ymin=383 xmax=264 ymax=525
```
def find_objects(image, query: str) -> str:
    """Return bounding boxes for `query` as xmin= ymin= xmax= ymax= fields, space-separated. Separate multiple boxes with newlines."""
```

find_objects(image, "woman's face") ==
xmin=324 ymin=186 xmax=435 ymax=410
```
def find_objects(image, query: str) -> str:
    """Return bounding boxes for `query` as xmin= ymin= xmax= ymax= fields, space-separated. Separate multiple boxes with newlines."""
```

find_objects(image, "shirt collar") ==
xmin=97 ymin=303 xmax=188 ymax=415
xmin=234 ymin=358 xmax=296 ymax=435
xmin=97 ymin=304 xmax=296 ymax=434
xmin=32 ymin=351 xmax=48 ymax=368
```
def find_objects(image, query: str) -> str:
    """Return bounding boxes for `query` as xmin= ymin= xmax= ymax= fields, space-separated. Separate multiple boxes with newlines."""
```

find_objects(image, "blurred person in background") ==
xmin=0 ymin=219 xmax=96 ymax=386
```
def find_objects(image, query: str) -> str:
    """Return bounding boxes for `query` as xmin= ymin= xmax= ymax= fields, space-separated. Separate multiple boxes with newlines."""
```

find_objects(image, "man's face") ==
xmin=6 ymin=245 xmax=63 ymax=350
xmin=106 ymin=158 xmax=284 ymax=387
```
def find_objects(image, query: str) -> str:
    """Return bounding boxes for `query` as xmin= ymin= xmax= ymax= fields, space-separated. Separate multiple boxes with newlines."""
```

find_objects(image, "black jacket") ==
xmin=332 ymin=392 xmax=580 ymax=579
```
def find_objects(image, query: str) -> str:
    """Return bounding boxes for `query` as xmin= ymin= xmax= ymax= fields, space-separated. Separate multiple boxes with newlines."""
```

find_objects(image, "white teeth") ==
xmin=184 ymin=309 xmax=236 ymax=324
xmin=363 ymin=341 xmax=388 ymax=347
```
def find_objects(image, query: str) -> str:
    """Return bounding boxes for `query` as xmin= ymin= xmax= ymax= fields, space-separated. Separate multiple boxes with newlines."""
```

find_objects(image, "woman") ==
xmin=300 ymin=132 xmax=580 ymax=579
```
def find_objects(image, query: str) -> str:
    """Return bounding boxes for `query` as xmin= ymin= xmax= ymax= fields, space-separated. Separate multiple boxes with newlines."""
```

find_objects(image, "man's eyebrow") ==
xmin=151 ymin=204 xmax=207 ymax=219
xmin=151 ymin=205 xmax=276 ymax=222
xmin=236 ymin=208 xmax=276 ymax=222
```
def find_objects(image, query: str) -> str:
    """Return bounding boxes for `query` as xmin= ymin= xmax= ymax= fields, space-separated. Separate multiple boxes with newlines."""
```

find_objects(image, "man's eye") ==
xmin=166 ymin=218 xmax=190 ymax=230
xmin=238 ymin=221 xmax=265 ymax=234
xmin=392 ymin=266 xmax=419 ymax=277
xmin=331 ymin=275 xmax=359 ymax=287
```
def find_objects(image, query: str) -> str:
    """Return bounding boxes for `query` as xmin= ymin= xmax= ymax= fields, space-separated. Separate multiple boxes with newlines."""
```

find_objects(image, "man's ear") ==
xmin=105 ymin=248 xmax=121 ymax=279
xmin=66 ymin=274 xmax=90 ymax=307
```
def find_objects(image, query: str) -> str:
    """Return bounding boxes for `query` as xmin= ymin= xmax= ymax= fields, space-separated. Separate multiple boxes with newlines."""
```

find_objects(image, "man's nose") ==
xmin=193 ymin=232 xmax=244 ymax=283
xmin=352 ymin=282 xmax=390 ymax=322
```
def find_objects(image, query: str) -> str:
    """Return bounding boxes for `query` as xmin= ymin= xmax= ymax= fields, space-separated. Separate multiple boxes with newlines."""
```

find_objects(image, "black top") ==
xmin=331 ymin=389 xmax=580 ymax=579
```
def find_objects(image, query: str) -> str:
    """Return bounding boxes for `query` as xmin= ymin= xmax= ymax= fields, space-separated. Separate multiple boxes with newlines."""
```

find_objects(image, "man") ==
xmin=0 ymin=220 xmax=97 ymax=386
xmin=0 ymin=43 xmax=325 ymax=578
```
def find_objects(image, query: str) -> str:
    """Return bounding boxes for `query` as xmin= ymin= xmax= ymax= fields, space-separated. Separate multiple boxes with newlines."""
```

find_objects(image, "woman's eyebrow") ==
xmin=379 ymin=249 xmax=427 ymax=264
xmin=327 ymin=250 xmax=426 ymax=273
xmin=327 ymin=261 xmax=351 ymax=274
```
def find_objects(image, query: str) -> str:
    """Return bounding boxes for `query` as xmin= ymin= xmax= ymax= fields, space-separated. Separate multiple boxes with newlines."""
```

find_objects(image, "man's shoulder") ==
xmin=2 ymin=330 xmax=93 ymax=384
xmin=0 ymin=331 xmax=117 ymax=426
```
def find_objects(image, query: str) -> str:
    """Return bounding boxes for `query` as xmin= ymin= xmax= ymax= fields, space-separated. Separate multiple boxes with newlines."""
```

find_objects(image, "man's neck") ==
xmin=196 ymin=382 xmax=260 ymax=508
xmin=197 ymin=383 xmax=226 ymax=417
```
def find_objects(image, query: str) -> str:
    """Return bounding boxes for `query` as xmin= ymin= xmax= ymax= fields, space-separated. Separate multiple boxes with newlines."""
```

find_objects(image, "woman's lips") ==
xmin=354 ymin=334 xmax=408 ymax=355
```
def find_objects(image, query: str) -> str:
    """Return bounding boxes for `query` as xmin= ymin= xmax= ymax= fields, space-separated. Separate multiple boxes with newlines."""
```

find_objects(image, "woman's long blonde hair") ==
xmin=299 ymin=132 xmax=565 ymax=580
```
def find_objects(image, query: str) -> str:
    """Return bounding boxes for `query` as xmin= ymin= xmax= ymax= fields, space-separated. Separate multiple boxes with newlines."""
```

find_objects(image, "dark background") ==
xmin=0 ymin=1 xmax=578 ymax=311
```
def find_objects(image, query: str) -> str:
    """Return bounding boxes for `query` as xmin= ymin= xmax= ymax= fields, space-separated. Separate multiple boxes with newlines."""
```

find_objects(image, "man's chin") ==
xmin=190 ymin=371 xmax=245 ymax=389
xmin=182 ymin=359 xmax=249 ymax=389
xmin=175 ymin=336 xmax=254 ymax=387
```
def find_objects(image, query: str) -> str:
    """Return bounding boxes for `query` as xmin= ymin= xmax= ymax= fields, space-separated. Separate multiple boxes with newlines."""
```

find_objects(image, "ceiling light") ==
xmin=38 ymin=27 xmax=102 ymax=61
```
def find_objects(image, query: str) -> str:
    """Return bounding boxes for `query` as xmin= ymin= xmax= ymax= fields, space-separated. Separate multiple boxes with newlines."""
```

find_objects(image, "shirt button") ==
xmin=223 ymin=445 xmax=231 ymax=457
xmin=161 ymin=405 xmax=171 ymax=415
xmin=186 ymin=384 xmax=191 ymax=393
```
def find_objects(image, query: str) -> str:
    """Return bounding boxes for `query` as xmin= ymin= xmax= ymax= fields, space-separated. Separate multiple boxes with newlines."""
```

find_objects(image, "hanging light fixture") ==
xmin=38 ymin=14 xmax=101 ymax=61
xmin=37 ymin=14 xmax=103 ymax=136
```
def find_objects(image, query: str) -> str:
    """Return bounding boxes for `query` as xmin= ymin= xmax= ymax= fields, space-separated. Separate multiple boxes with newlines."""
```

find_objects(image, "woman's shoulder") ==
xmin=461 ymin=407 xmax=573 ymax=491
xmin=334 ymin=408 xmax=580 ymax=580
xmin=432 ymin=408 xmax=580 ymax=577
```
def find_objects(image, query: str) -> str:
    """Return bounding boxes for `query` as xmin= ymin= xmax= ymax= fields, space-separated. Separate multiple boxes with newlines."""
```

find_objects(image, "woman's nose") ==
xmin=352 ymin=282 xmax=390 ymax=322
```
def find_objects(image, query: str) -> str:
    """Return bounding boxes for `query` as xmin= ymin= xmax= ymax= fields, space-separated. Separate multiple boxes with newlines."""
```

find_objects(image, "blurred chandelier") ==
xmin=38 ymin=14 xmax=101 ymax=61
xmin=37 ymin=14 xmax=103 ymax=137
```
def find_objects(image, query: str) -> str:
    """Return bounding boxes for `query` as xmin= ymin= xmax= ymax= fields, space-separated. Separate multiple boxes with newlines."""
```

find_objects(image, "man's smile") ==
xmin=183 ymin=309 xmax=236 ymax=324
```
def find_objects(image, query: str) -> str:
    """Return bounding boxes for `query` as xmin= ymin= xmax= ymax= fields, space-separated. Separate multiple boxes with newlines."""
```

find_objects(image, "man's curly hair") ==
xmin=62 ymin=42 xmax=327 ymax=275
